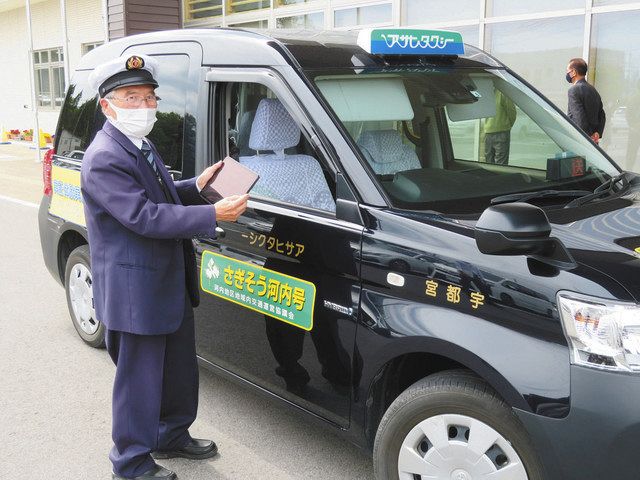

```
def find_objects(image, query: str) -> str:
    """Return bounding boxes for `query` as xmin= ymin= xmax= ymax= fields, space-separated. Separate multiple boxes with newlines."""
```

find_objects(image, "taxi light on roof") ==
xmin=357 ymin=28 xmax=464 ymax=56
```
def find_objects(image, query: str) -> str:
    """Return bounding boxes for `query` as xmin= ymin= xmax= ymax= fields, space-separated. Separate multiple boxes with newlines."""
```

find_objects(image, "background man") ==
xmin=566 ymin=58 xmax=606 ymax=143
xmin=484 ymin=90 xmax=517 ymax=165
xmin=81 ymin=54 xmax=248 ymax=480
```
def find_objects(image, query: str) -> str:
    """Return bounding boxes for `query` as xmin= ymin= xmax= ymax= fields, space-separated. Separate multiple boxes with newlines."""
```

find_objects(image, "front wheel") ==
xmin=373 ymin=370 xmax=545 ymax=480
xmin=64 ymin=245 xmax=105 ymax=348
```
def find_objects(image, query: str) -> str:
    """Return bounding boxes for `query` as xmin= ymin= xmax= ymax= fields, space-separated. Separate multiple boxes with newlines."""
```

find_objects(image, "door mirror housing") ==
xmin=475 ymin=203 xmax=574 ymax=267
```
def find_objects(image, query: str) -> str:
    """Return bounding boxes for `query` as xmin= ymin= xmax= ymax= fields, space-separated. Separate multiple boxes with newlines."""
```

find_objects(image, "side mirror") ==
xmin=475 ymin=203 xmax=574 ymax=267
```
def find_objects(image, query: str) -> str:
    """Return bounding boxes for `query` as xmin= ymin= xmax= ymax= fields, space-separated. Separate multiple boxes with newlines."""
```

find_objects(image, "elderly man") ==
xmin=81 ymin=54 xmax=248 ymax=480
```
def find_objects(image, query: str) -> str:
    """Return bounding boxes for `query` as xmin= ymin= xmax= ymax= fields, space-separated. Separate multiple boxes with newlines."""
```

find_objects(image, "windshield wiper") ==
xmin=564 ymin=172 xmax=630 ymax=209
xmin=491 ymin=189 xmax=592 ymax=206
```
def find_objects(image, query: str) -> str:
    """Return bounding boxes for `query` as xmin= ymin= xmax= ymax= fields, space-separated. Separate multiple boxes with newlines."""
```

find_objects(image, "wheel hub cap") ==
xmin=397 ymin=413 xmax=528 ymax=480
xmin=69 ymin=263 xmax=97 ymax=335
xmin=451 ymin=469 xmax=472 ymax=480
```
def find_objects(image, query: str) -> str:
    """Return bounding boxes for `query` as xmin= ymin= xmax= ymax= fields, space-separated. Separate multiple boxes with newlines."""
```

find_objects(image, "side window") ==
xmin=221 ymin=82 xmax=336 ymax=213
xmin=146 ymin=54 xmax=190 ymax=175
xmin=56 ymin=54 xmax=191 ymax=166
xmin=447 ymin=118 xmax=481 ymax=162
xmin=55 ymin=70 xmax=103 ymax=160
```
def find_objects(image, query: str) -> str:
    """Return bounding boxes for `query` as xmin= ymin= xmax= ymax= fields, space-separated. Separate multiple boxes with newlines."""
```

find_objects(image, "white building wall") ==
xmin=0 ymin=7 xmax=32 ymax=135
xmin=0 ymin=0 xmax=104 ymax=136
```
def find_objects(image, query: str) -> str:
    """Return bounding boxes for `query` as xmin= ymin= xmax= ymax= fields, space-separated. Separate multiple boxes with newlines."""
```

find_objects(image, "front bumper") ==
xmin=516 ymin=365 xmax=640 ymax=479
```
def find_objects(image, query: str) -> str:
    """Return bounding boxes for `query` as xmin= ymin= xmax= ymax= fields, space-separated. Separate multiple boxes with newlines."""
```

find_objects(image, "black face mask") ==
xmin=566 ymin=72 xmax=573 ymax=83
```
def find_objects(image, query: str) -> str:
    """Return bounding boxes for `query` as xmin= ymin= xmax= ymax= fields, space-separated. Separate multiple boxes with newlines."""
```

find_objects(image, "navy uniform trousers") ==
xmin=105 ymin=295 xmax=198 ymax=478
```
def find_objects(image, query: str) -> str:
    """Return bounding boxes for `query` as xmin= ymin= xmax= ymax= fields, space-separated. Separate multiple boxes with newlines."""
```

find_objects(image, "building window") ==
xmin=82 ymin=42 xmax=103 ymax=55
xmin=590 ymin=10 xmax=640 ymax=172
xmin=593 ymin=0 xmax=640 ymax=6
xmin=485 ymin=17 xmax=584 ymax=109
xmin=185 ymin=0 xmax=223 ymax=20
xmin=486 ymin=0 xmax=583 ymax=17
xmin=402 ymin=0 xmax=480 ymax=25
xmin=34 ymin=47 xmax=65 ymax=109
xmin=275 ymin=0 xmax=313 ymax=5
xmin=228 ymin=0 xmax=270 ymax=14
xmin=334 ymin=3 xmax=392 ymax=28
xmin=185 ymin=0 xmax=269 ymax=20
xmin=450 ymin=25 xmax=480 ymax=48
xmin=276 ymin=11 xmax=324 ymax=29
xmin=229 ymin=19 xmax=269 ymax=28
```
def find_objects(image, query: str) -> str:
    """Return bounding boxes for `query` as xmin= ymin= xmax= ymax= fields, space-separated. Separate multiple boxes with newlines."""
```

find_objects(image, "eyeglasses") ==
xmin=109 ymin=94 xmax=161 ymax=107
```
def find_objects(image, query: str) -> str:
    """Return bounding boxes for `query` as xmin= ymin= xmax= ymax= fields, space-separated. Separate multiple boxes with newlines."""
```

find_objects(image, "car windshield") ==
xmin=307 ymin=66 xmax=621 ymax=215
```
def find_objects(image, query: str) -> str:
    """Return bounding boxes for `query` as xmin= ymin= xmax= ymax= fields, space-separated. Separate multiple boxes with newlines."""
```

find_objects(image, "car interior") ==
xmin=226 ymin=83 xmax=337 ymax=213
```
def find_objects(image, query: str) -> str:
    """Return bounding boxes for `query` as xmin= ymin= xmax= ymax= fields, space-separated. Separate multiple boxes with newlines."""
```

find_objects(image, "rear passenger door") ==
xmin=193 ymin=69 xmax=363 ymax=427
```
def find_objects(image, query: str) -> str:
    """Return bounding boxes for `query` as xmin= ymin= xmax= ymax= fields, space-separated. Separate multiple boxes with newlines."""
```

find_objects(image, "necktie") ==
xmin=141 ymin=140 xmax=173 ymax=203
xmin=141 ymin=140 xmax=160 ymax=178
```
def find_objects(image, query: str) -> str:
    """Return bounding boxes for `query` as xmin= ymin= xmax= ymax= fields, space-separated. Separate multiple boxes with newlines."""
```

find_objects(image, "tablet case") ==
xmin=200 ymin=156 xmax=260 ymax=204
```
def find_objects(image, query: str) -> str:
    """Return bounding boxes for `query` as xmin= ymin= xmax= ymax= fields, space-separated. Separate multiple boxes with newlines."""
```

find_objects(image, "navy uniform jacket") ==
xmin=568 ymin=79 xmax=606 ymax=137
xmin=81 ymin=121 xmax=216 ymax=335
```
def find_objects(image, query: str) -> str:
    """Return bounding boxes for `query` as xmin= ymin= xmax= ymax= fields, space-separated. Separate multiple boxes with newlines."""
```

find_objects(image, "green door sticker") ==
xmin=200 ymin=251 xmax=316 ymax=331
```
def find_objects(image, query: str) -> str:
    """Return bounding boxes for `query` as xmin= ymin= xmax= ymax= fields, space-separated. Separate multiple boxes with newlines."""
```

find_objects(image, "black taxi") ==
xmin=39 ymin=27 xmax=640 ymax=479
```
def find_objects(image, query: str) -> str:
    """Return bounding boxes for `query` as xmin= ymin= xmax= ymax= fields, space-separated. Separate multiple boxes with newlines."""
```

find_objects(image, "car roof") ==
xmin=77 ymin=28 xmax=504 ymax=71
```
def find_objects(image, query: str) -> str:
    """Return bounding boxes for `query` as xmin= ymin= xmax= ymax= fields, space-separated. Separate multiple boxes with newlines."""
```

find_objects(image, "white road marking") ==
xmin=0 ymin=194 xmax=38 ymax=209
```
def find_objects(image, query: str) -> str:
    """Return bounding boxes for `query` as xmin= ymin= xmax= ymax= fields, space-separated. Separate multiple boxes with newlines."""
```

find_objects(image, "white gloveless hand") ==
xmin=214 ymin=194 xmax=249 ymax=222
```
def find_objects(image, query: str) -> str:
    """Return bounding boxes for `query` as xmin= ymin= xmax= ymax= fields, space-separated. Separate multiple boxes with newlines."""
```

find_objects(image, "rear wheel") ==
xmin=373 ymin=370 xmax=545 ymax=480
xmin=64 ymin=245 xmax=104 ymax=348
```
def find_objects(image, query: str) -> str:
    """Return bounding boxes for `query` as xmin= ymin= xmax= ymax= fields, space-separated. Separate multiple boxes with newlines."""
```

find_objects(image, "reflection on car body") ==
xmin=490 ymin=279 xmax=554 ymax=316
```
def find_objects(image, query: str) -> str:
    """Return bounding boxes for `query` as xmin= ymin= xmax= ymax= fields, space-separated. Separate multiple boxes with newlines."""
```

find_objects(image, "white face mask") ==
xmin=106 ymin=100 xmax=157 ymax=138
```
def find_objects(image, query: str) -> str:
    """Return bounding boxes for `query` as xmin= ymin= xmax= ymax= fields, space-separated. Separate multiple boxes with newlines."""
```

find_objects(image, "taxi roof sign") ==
xmin=357 ymin=28 xmax=464 ymax=56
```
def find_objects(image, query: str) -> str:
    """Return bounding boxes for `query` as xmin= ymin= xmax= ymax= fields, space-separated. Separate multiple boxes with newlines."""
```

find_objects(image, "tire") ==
xmin=373 ymin=370 xmax=545 ymax=480
xmin=64 ymin=245 xmax=105 ymax=348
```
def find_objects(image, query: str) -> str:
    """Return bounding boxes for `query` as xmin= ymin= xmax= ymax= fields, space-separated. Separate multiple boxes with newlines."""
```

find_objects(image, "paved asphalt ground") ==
xmin=0 ymin=143 xmax=373 ymax=480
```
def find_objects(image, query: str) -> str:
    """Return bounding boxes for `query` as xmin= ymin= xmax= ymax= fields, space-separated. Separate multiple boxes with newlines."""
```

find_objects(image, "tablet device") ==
xmin=200 ymin=157 xmax=260 ymax=204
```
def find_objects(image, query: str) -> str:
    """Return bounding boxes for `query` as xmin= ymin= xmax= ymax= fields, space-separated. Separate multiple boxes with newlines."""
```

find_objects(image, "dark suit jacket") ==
xmin=568 ymin=79 xmax=606 ymax=137
xmin=80 ymin=121 xmax=216 ymax=335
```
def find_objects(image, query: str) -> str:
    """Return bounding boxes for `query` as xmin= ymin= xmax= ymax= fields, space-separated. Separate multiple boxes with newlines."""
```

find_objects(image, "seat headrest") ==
xmin=249 ymin=98 xmax=301 ymax=152
xmin=357 ymin=130 xmax=405 ymax=164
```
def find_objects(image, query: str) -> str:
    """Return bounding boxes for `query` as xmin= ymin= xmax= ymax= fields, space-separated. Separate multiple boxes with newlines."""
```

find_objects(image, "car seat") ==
xmin=240 ymin=98 xmax=336 ymax=212
xmin=357 ymin=129 xmax=420 ymax=175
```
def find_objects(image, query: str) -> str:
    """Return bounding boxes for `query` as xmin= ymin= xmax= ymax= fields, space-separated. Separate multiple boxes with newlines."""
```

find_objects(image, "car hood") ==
xmin=541 ymin=193 xmax=640 ymax=301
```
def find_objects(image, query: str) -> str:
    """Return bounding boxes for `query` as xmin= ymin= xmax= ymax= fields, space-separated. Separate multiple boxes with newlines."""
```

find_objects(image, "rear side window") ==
xmin=146 ymin=54 xmax=191 ymax=175
xmin=55 ymin=70 xmax=103 ymax=160
xmin=55 ymin=54 xmax=191 ymax=172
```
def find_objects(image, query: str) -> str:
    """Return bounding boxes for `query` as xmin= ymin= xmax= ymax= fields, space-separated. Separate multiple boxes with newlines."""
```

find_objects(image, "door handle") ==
xmin=245 ymin=221 xmax=272 ymax=234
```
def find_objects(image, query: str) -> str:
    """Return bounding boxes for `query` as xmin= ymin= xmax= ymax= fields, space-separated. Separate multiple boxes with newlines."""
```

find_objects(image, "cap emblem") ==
xmin=126 ymin=56 xmax=145 ymax=70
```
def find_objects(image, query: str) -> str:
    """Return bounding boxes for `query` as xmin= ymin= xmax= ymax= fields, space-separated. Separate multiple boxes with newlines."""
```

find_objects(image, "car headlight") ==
xmin=558 ymin=292 xmax=640 ymax=372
